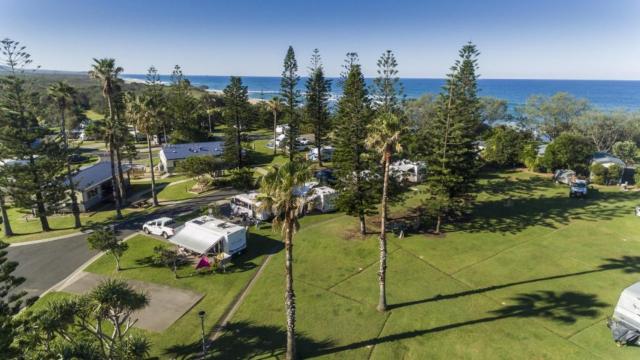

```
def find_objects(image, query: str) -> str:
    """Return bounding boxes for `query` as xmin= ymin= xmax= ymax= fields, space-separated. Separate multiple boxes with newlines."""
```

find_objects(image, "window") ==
xmin=87 ymin=188 xmax=99 ymax=199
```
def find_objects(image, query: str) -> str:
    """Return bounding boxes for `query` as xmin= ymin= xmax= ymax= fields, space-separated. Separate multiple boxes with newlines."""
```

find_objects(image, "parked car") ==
xmin=569 ymin=179 xmax=588 ymax=198
xmin=142 ymin=217 xmax=178 ymax=238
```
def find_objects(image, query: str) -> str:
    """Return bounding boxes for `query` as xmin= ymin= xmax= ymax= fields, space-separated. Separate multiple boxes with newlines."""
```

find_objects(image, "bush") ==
xmin=542 ymin=133 xmax=595 ymax=175
xmin=483 ymin=126 xmax=535 ymax=167
xmin=228 ymin=167 xmax=255 ymax=191
xmin=634 ymin=169 xmax=640 ymax=185
xmin=608 ymin=164 xmax=623 ymax=183
xmin=176 ymin=155 xmax=224 ymax=185
xmin=590 ymin=163 xmax=607 ymax=185
xmin=612 ymin=141 xmax=637 ymax=165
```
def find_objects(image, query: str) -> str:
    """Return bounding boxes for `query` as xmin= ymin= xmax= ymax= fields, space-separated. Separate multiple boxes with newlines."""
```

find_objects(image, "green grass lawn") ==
xmin=85 ymin=110 xmax=105 ymax=121
xmin=212 ymin=170 xmax=640 ymax=359
xmin=156 ymin=179 xmax=200 ymax=202
xmin=79 ymin=233 xmax=276 ymax=358
xmin=0 ymin=206 xmax=147 ymax=244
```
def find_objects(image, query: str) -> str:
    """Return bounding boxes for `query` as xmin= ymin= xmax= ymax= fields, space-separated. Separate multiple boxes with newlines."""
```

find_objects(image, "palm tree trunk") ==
xmin=114 ymin=254 xmax=121 ymax=272
xmin=147 ymin=135 xmax=159 ymax=206
xmin=60 ymin=104 xmax=82 ymax=228
xmin=116 ymin=147 xmax=126 ymax=200
xmin=0 ymin=195 xmax=13 ymax=237
xmin=109 ymin=142 xmax=123 ymax=219
xmin=435 ymin=215 xmax=442 ymax=234
xmin=284 ymin=216 xmax=296 ymax=360
xmin=273 ymin=112 xmax=278 ymax=156
xmin=377 ymin=150 xmax=390 ymax=312
xmin=359 ymin=212 xmax=366 ymax=236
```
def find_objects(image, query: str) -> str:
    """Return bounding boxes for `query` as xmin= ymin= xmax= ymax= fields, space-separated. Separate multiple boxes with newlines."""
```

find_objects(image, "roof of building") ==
xmin=591 ymin=152 xmax=625 ymax=167
xmin=160 ymin=141 xmax=224 ymax=161
xmin=390 ymin=159 xmax=426 ymax=172
xmin=170 ymin=216 xmax=245 ymax=254
xmin=233 ymin=191 xmax=262 ymax=204
xmin=70 ymin=161 xmax=130 ymax=191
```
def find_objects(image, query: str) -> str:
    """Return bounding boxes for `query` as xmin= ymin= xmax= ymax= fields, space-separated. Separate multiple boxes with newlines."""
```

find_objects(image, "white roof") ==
xmin=160 ymin=141 xmax=224 ymax=160
xmin=234 ymin=191 xmax=262 ymax=204
xmin=390 ymin=159 xmax=425 ymax=172
xmin=622 ymin=282 xmax=640 ymax=299
xmin=170 ymin=216 xmax=244 ymax=254
xmin=311 ymin=186 xmax=336 ymax=196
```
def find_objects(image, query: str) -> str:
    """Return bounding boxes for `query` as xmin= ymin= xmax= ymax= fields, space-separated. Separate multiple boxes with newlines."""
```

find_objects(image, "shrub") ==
xmin=634 ymin=169 xmax=640 ymax=185
xmin=608 ymin=164 xmax=623 ymax=183
xmin=483 ymin=126 xmax=534 ymax=167
xmin=590 ymin=163 xmax=607 ymax=185
xmin=612 ymin=141 xmax=637 ymax=165
xmin=542 ymin=133 xmax=595 ymax=175
xmin=228 ymin=167 xmax=255 ymax=191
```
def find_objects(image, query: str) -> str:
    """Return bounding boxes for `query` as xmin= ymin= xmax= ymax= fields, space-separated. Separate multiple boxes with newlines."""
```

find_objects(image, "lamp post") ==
xmin=198 ymin=310 xmax=206 ymax=356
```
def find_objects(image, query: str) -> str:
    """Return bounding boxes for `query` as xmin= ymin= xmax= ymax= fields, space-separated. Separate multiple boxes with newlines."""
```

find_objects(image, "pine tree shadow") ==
xmin=309 ymin=290 xmax=607 ymax=357
xmin=389 ymin=255 xmax=639 ymax=310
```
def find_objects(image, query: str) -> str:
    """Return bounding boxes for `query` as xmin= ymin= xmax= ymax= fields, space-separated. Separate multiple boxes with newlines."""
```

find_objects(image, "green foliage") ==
xmin=87 ymin=228 xmax=128 ymax=271
xmin=573 ymin=110 xmax=632 ymax=152
xmin=304 ymin=49 xmax=332 ymax=165
xmin=176 ymin=155 xmax=224 ymax=185
xmin=0 ymin=240 xmax=26 ymax=356
xmin=483 ymin=126 xmax=535 ymax=167
xmin=152 ymin=246 xmax=185 ymax=278
xmin=333 ymin=53 xmax=379 ymax=231
xmin=612 ymin=140 xmax=637 ymax=164
xmin=589 ymin=163 xmax=607 ymax=185
xmin=634 ymin=169 xmax=640 ymax=185
xmin=16 ymin=279 xmax=150 ymax=359
xmin=228 ymin=167 xmax=255 ymax=191
xmin=222 ymin=76 xmax=250 ymax=168
xmin=168 ymin=65 xmax=204 ymax=143
xmin=419 ymin=43 xmax=482 ymax=232
xmin=607 ymin=164 xmax=623 ymax=183
xmin=480 ymin=97 xmax=510 ymax=124
xmin=541 ymin=133 xmax=595 ymax=174
xmin=521 ymin=142 xmax=543 ymax=171
xmin=521 ymin=92 xmax=590 ymax=140
xmin=280 ymin=46 xmax=301 ymax=160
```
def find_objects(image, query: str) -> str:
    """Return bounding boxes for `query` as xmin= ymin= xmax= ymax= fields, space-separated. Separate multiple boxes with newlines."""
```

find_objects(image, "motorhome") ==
xmin=609 ymin=281 xmax=640 ymax=345
xmin=170 ymin=215 xmax=247 ymax=257
xmin=390 ymin=159 xmax=426 ymax=183
xmin=307 ymin=186 xmax=338 ymax=213
xmin=230 ymin=192 xmax=272 ymax=220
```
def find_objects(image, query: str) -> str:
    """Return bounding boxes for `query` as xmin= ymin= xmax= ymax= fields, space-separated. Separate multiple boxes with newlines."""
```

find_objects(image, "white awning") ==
xmin=170 ymin=226 xmax=223 ymax=254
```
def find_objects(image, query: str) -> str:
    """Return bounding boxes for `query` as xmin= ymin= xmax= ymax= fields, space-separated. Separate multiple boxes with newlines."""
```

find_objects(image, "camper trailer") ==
xmin=390 ymin=159 xmax=426 ymax=183
xmin=170 ymin=215 xmax=247 ymax=257
xmin=230 ymin=192 xmax=272 ymax=220
xmin=609 ymin=281 xmax=640 ymax=345
xmin=307 ymin=186 xmax=338 ymax=213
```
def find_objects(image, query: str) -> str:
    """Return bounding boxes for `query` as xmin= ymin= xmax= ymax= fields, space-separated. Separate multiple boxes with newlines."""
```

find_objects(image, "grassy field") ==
xmin=211 ymin=170 xmax=640 ymax=359
xmin=80 ymin=234 xmax=276 ymax=358
xmin=0 ymin=206 xmax=147 ymax=244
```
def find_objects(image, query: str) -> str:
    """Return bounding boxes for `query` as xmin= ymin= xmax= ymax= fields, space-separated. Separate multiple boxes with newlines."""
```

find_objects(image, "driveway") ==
xmin=7 ymin=188 xmax=239 ymax=301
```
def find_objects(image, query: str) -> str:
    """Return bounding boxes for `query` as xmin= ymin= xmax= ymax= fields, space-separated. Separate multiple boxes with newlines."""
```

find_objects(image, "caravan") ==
xmin=609 ymin=282 xmax=640 ymax=345
xmin=170 ymin=216 xmax=247 ymax=257
xmin=230 ymin=192 xmax=272 ymax=220
xmin=307 ymin=186 xmax=338 ymax=213
xmin=390 ymin=159 xmax=426 ymax=183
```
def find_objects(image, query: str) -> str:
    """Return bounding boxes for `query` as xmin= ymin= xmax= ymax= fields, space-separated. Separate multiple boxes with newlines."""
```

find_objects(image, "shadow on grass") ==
xmin=310 ymin=290 xmax=607 ymax=358
xmin=390 ymin=256 xmax=639 ymax=311
xmin=453 ymin=181 xmax=638 ymax=235
xmin=164 ymin=321 xmax=335 ymax=359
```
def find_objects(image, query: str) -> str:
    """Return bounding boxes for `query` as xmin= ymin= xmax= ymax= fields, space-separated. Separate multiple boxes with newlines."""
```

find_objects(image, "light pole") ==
xmin=198 ymin=310 xmax=206 ymax=356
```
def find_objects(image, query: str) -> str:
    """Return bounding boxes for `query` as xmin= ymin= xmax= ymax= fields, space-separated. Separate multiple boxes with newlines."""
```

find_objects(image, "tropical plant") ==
xmin=257 ymin=161 xmax=311 ymax=360
xmin=48 ymin=81 xmax=82 ymax=228
xmin=88 ymin=58 xmax=125 ymax=219
xmin=87 ymin=228 xmax=128 ymax=272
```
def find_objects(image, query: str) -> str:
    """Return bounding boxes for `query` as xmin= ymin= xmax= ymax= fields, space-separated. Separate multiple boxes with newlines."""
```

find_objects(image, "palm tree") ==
xmin=267 ymin=96 xmax=283 ymax=155
xmin=89 ymin=58 xmax=124 ymax=219
xmin=125 ymin=94 xmax=159 ymax=206
xmin=48 ymin=81 xmax=82 ymax=228
xmin=366 ymin=112 xmax=403 ymax=312
xmin=258 ymin=161 xmax=311 ymax=360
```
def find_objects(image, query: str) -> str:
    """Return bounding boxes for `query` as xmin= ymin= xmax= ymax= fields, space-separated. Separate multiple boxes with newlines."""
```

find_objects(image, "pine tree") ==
xmin=333 ymin=53 xmax=378 ymax=235
xmin=168 ymin=65 xmax=201 ymax=142
xmin=305 ymin=49 xmax=332 ymax=166
xmin=0 ymin=240 xmax=27 ymax=355
xmin=420 ymin=42 xmax=482 ymax=233
xmin=280 ymin=46 xmax=301 ymax=161
xmin=0 ymin=39 xmax=66 ymax=231
xmin=222 ymin=76 xmax=249 ymax=169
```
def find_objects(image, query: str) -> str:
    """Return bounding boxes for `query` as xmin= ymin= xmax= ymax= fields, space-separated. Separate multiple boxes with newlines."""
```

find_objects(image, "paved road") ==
xmin=7 ymin=188 xmax=239 ymax=300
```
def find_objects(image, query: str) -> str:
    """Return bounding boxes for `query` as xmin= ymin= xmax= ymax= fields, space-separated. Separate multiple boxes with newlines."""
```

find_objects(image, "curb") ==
xmin=8 ymin=231 xmax=86 ymax=247
xmin=39 ymin=232 xmax=141 ymax=298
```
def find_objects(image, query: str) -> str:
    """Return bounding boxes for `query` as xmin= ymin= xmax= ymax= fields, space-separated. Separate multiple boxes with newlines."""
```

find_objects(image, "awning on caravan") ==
xmin=169 ymin=225 xmax=223 ymax=254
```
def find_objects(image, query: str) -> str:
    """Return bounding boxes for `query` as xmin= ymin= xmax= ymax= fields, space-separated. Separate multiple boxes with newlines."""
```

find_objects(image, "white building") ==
xmin=159 ymin=141 xmax=224 ymax=173
xmin=170 ymin=215 xmax=247 ymax=257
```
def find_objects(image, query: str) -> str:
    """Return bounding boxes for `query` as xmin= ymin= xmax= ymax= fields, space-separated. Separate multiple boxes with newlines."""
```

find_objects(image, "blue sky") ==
xmin=1 ymin=0 xmax=639 ymax=79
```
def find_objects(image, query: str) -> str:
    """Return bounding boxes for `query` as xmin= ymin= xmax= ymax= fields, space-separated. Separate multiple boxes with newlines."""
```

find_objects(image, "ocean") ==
xmin=122 ymin=74 xmax=640 ymax=111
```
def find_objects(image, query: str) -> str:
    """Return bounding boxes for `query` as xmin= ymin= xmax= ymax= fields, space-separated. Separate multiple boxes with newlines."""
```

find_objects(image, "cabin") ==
xmin=230 ymin=192 xmax=272 ymax=220
xmin=68 ymin=161 xmax=131 ymax=212
xmin=159 ymin=141 xmax=224 ymax=173
xmin=170 ymin=216 xmax=247 ymax=257
xmin=390 ymin=159 xmax=427 ymax=183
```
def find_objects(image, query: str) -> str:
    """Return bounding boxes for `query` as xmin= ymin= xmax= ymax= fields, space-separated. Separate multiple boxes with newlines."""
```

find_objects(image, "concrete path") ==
xmin=60 ymin=271 xmax=203 ymax=332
